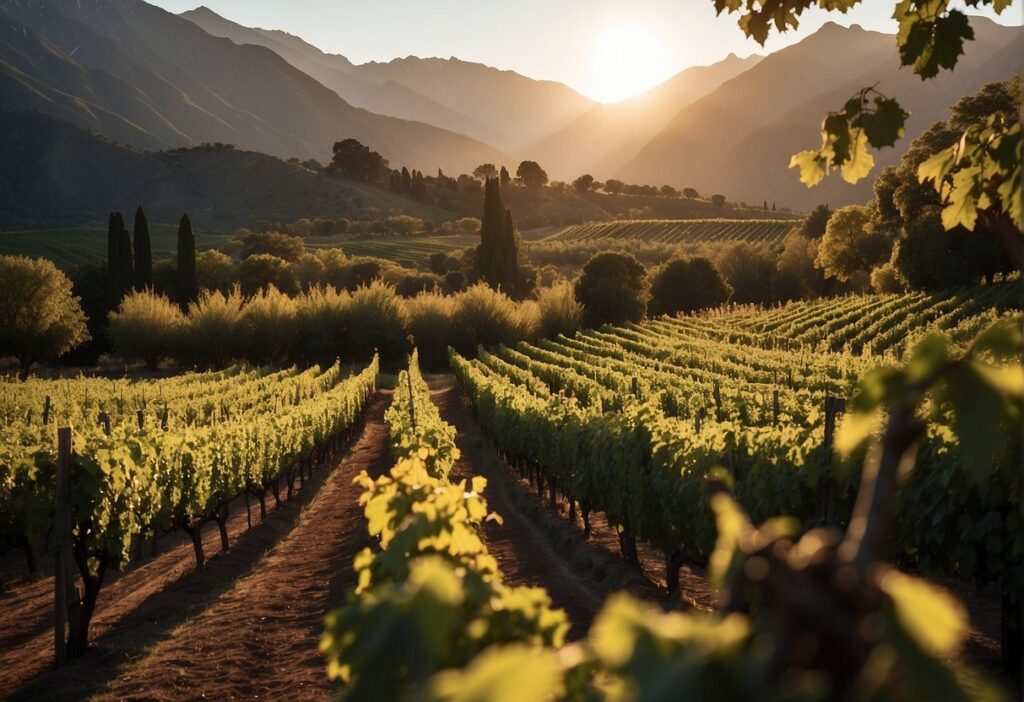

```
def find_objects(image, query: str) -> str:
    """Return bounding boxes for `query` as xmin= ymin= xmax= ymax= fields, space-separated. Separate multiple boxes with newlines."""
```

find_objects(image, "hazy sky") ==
xmin=152 ymin=0 xmax=1023 ymax=102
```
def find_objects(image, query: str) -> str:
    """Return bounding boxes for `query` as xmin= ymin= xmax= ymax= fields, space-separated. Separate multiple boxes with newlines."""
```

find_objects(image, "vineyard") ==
xmin=1 ymin=288 xmax=1020 ymax=700
xmin=1 ymin=358 xmax=377 ymax=657
xmin=551 ymin=218 xmax=801 ymax=245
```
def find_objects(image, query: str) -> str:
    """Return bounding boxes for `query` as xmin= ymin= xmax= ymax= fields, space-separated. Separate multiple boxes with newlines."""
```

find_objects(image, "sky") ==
xmin=151 ymin=0 xmax=1023 ymax=103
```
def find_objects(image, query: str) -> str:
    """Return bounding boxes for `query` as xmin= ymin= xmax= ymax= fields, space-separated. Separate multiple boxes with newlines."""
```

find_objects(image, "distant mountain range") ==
xmin=0 ymin=0 xmax=1020 ymax=218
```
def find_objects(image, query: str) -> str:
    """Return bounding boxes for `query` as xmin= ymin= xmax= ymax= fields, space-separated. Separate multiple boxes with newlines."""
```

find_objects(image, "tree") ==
xmin=516 ymin=161 xmax=548 ymax=189
xmin=815 ymin=205 xmax=890 ymax=282
xmin=574 ymin=252 xmax=647 ymax=327
xmin=328 ymin=138 xmax=385 ymax=182
xmin=108 ymin=289 xmax=184 ymax=369
xmin=716 ymin=242 xmax=777 ymax=304
xmin=239 ymin=254 xmax=299 ymax=296
xmin=476 ymin=178 xmax=521 ymax=292
xmin=107 ymin=211 xmax=133 ymax=309
xmin=177 ymin=213 xmax=199 ymax=308
xmin=873 ymin=82 xmax=1018 ymax=288
xmin=573 ymin=174 xmax=595 ymax=193
xmin=649 ymin=257 xmax=733 ymax=317
xmin=195 ymin=250 xmax=236 ymax=293
xmin=133 ymin=206 xmax=153 ymax=290
xmin=800 ymin=204 xmax=833 ymax=239
xmin=402 ymin=166 xmax=412 ymax=193
xmin=238 ymin=232 xmax=305 ymax=262
xmin=711 ymin=194 xmax=727 ymax=207
xmin=682 ymin=187 xmax=699 ymax=199
xmin=0 ymin=256 xmax=89 ymax=379
xmin=661 ymin=185 xmax=679 ymax=197
xmin=473 ymin=163 xmax=498 ymax=181
xmin=603 ymin=179 xmax=624 ymax=195
xmin=499 ymin=166 xmax=511 ymax=186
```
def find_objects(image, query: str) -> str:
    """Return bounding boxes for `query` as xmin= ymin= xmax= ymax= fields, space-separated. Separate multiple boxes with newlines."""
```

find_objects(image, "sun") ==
xmin=584 ymin=23 xmax=676 ymax=104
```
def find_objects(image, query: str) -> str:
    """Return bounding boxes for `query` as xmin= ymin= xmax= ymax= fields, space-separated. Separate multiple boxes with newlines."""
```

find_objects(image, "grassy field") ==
xmin=306 ymin=234 xmax=479 ymax=266
xmin=0 ymin=225 xmax=232 ymax=269
xmin=551 ymin=218 xmax=801 ymax=245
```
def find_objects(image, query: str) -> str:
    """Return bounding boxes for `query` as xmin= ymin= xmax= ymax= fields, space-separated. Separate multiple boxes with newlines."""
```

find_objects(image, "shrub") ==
xmin=238 ymin=232 xmax=305 ymax=261
xmin=292 ymin=252 xmax=327 ymax=291
xmin=243 ymin=286 xmax=297 ymax=364
xmin=293 ymin=286 xmax=348 ymax=365
xmin=108 ymin=289 xmax=185 ymax=369
xmin=536 ymin=281 xmax=582 ymax=338
xmin=450 ymin=284 xmax=526 ymax=355
xmin=342 ymin=281 xmax=408 ymax=365
xmin=183 ymin=287 xmax=247 ymax=368
xmin=574 ymin=252 xmax=648 ymax=327
xmin=405 ymin=292 xmax=456 ymax=369
xmin=648 ymin=257 xmax=732 ymax=316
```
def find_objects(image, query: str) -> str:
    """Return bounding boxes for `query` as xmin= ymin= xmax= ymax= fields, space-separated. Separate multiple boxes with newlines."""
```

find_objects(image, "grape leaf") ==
xmin=839 ymin=130 xmax=876 ymax=184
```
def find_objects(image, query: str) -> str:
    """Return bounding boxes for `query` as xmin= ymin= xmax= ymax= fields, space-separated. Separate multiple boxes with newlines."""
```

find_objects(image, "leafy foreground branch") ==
xmin=323 ymin=324 xmax=1021 ymax=700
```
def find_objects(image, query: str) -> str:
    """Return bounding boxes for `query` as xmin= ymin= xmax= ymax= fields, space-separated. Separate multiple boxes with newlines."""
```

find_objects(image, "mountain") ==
xmin=0 ymin=111 xmax=448 ymax=231
xmin=526 ymin=53 xmax=763 ymax=181
xmin=0 ymin=0 xmax=511 ymax=175
xmin=618 ymin=19 xmax=1024 ymax=210
xmin=180 ymin=6 xmax=594 ymax=152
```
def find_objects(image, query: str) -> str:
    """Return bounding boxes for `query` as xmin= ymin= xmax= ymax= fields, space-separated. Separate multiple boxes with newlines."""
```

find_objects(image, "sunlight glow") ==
xmin=583 ymin=23 xmax=677 ymax=104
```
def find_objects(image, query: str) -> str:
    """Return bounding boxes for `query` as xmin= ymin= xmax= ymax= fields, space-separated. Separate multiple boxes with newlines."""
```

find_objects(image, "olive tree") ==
xmin=108 ymin=289 xmax=185 ymax=369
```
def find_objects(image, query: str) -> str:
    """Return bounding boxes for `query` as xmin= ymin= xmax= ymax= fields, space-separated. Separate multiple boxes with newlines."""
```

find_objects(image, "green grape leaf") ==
xmin=862 ymin=97 xmax=908 ymax=148
xmin=426 ymin=645 xmax=562 ymax=702
xmin=839 ymin=130 xmax=876 ymax=184
xmin=707 ymin=491 xmax=751 ymax=589
xmin=879 ymin=569 xmax=968 ymax=657
xmin=835 ymin=408 xmax=881 ymax=457
xmin=790 ymin=149 xmax=829 ymax=187
xmin=971 ymin=318 xmax=1022 ymax=360
xmin=895 ymin=4 xmax=973 ymax=78
xmin=936 ymin=361 xmax=1009 ymax=475
xmin=906 ymin=334 xmax=949 ymax=384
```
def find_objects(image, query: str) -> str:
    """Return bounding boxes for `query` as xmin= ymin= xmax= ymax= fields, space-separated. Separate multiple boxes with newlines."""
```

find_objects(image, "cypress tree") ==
xmin=401 ymin=167 xmax=412 ymax=193
xmin=499 ymin=166 xmax=511 ymax=187
xmin=177 ymin=213 xmax=198 ymax=308
xmin=107 ymin=211 xmax=133 ymax=309
xmin=133 ymin=205 xmax=153 ymax=290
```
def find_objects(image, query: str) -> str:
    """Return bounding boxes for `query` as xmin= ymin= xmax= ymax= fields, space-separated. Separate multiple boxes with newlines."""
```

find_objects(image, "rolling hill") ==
xmin=617 ymin=19 xmax=1024 ymax=210
xmin=0 ymin=0 xmax=511 ymax=174
xmin=0 ymin=111 xmax=448 ymax=231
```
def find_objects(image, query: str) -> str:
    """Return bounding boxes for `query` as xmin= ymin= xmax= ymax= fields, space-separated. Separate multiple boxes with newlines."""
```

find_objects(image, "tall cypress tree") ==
xmin=477 ymin=177 xmax=520 ymax=290
xmin=177 ymin=213 xmax=198 ymax=308
xmin=107 ymin=211 xmax=133 ymax=309
xmin=133 ymin=205 xmax=153 ymax=290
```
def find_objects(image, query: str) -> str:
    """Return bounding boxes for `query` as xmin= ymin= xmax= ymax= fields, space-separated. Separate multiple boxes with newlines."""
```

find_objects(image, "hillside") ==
xmin=0 ymin=111 xmax=448 ymax=231
xmin=180 ymin=6 xmax=593 ymax=152
xmin=527 ymin=53 xmax=763 ymax=181
xmin=0 ymin=0 xmax=511 ymax=174
xmin=618 ymin=19 xmax=1024 ymax=209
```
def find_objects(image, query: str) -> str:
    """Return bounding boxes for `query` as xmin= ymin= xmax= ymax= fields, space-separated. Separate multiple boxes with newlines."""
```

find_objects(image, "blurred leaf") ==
xmin=835 ymin=408 xmax=881 ymax=457
xmin=708 ymin=491 xmax=751 ymax=589
xmin=937 ymin=362 xmax=1008 ymax=474
xmin=907 ymin=334 xmax=949 ymax=383
xmin=426 ymin=645 xmax=562 ymax=702
xmin=970 ymin=318 xmax=1022 ymax=360
xmin=879 ymin=569 xmax=967 ymax=657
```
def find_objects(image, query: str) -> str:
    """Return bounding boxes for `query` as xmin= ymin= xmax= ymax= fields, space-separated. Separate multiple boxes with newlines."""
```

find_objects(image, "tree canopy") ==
xmin=0 ymin=256 xmax=89 ymax=379
xmin=328 ymin=138 xmax=386 ymax=182
xmin=649 ymin=257 xmax=733 ymax=316
xmin=574 ymin=252 xmax=648 ymax=327
xmin=516 ymin=161 xmax=549 ymax=189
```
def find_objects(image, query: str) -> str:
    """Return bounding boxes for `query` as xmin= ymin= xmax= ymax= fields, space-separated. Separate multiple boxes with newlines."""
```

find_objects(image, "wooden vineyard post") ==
xmin=631 ymin=376 xmax=639 ymax=399
xmin=713 ymin=381 xmax=723 ymax=421
xmin=772 ymin=389 xmax=780 ymax=426
xmin=54 ymin=427 xmax=77 ymax=666
xmin=43 ymin=395 xmax=51 ymax=426
xmin=98 ymin=412 xmax=111 ymax=436
xmin=137 ymin=410 xmax=145 ymax=430
xmin=821 ymin=396 xmax=847 ymax=523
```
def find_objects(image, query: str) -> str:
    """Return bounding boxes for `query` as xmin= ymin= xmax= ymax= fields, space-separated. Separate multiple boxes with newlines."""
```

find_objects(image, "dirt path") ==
xmin=431 ymin=381 xmax=662 ymax=639
xmin=5 ymin=391 xmax=391 ymax=702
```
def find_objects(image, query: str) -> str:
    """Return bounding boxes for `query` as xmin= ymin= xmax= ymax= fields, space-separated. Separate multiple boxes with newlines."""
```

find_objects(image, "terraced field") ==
xmin=551 ymin=218 xmax=801 ymax=245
